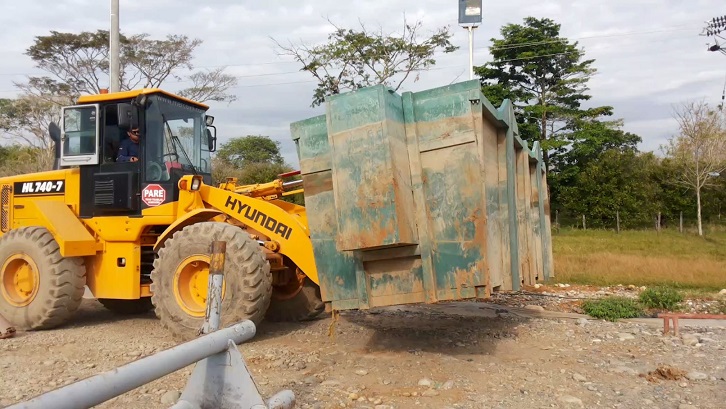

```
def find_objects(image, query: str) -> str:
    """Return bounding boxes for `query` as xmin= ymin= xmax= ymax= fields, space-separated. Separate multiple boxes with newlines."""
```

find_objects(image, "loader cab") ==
xmin=50 ymin=89 xmax=217 ymax=218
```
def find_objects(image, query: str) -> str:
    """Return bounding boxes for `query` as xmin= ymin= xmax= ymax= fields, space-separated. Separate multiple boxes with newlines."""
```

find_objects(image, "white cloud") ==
xmin=0 ymin=0 xmax=724 ymax=168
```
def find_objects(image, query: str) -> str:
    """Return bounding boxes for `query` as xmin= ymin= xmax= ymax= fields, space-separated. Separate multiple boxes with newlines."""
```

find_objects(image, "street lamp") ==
xmin=458 ymin=0 xmax=482 ymax=80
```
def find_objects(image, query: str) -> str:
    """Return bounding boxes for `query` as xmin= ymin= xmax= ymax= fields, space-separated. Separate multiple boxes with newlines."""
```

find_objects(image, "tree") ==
xmin=212 ymin=135 xmax=303 ymax=205
xmin=2 ymin=29 xmax=239 ymax=170
xmin=0 ymin=92 xmax=70 ymax=172
xmin=663 ymin=100 xmax=726 ymax=236
xmin=548 ymin=119 xmax=641 ymax=206
xmin=474 ymin=17 xmax=612 ymax=171
xmin=215 ymin=135 xmax=285 ymax=169
xmin=558 ymin=149 xmax=659 ymax=229
xmin=273 ymin=17 xmax=458 ymax=107
xmin=21 ymin=29 xmax=238 ymax=102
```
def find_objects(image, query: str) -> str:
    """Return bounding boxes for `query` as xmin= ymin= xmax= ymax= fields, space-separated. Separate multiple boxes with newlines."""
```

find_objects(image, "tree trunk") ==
xmin=697 ymin=186 xmax=703 ymax=236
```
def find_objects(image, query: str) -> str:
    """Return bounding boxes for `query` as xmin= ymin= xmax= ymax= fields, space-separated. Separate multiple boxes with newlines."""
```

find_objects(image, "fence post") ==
xmin=582 ymin=214 xmax=586 ymax=231
xmin=657 ymin=212 xmax=661 ymax=233
xmin=680 ymin=211 xmax=683 ymax=233
xmin=202 ymin=240 xmax=226 ymax=334
xmin=616 ymin=211 xmax=620 ymax=234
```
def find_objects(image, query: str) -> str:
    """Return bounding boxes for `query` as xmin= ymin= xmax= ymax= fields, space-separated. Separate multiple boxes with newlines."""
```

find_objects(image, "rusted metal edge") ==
xmin=658 ymin=312 xmax=726 ymax=336
xmin=0 ymin=313 xmax=15 ymax=339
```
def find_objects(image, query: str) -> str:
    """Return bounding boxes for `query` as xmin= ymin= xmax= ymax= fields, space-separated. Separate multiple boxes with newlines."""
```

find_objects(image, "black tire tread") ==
xmin=0 ymin=226 xmax=86 ymax=330
xmin=265 ymin=277 xmax=325 ymax=322
xmin=150 ymin=222 xmax=272 ymax=341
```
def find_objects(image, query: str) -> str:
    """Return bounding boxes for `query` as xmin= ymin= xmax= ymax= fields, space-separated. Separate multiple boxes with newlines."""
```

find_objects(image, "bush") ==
xmin=639 ymin=286 xmax=683 ymax=310
xmin=582 ymin=297 xmax=644 ymax=321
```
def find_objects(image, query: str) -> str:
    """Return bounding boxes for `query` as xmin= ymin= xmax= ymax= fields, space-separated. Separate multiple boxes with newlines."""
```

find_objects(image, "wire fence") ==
xmin=551 ymin=208 xmax=726 ymax=234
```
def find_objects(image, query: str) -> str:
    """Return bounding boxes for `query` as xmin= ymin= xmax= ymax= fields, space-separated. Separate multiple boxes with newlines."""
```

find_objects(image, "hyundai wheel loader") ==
xmin=0 ymin=88 xmax=324 ymax=340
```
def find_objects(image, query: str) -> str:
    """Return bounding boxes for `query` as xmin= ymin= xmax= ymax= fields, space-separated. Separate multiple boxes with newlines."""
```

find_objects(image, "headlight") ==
xmin=191 ymin=176 xmax=202 ymax=191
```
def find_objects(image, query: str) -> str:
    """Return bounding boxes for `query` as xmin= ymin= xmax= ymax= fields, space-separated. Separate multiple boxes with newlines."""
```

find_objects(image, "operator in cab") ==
xmin=117 ymin=127 xmax=140 ymax=162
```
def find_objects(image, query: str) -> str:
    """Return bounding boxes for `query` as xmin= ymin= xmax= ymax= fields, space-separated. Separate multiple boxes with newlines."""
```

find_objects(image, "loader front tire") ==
xmin=150 ymin=222 xmax=272 ymax=341
xmin=0 ymin=226 xmax=86 ymax=330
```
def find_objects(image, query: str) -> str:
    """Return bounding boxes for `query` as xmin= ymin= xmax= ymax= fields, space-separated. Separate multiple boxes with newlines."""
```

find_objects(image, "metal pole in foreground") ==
xmin=202 ymin=241 xmax=225 ymax=334
xmin=7 ymin=321 xmax=256 ymax=409
xmin=109 ymin=0 xmax=120 ymax=92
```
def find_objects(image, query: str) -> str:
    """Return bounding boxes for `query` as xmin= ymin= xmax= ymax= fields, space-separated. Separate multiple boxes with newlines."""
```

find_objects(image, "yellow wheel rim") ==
xmin=172 ymin=255 xmax=226 ymax=317
xmin=1 ymin=254 xmax=40 ymax=307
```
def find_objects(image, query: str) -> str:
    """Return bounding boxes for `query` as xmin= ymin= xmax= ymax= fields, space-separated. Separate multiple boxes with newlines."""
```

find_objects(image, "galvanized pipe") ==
xmin=202 ymin=241 xmax=225 ymax=334
xmin=7 ymin=321 xmax=256 ymax=409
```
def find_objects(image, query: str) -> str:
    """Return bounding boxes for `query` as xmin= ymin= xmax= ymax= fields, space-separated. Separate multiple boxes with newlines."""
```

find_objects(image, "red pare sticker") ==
xmin=142 ymin=184 xmax=166 ymax=207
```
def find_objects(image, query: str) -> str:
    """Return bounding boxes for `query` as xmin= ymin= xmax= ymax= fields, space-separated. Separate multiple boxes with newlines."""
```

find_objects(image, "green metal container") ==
xmin=290 ymin=80 xmax=554 ymax=312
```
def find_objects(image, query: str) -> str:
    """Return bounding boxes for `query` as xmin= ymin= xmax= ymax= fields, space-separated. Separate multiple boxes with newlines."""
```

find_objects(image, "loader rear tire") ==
xmin=0 ymin=226 xmax=86 ymax=330
xmin=266 ymin=277 xmax=325 ymax=322
xmin=150 ymin=222 xmax=272 ymax=341
xmin=98 ymin=297 xmax=153 ymax=315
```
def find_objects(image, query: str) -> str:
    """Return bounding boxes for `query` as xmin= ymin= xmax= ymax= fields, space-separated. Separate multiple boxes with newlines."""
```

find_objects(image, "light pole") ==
xmin=110 ymin=0 xmax=120 ymax=92
xmin=458 ymin=0 xmax=482 ymax=80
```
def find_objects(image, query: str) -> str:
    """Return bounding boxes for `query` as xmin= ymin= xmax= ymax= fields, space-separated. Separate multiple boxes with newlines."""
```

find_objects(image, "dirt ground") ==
xmin=2 ymin=293 xmax=726 ymax=409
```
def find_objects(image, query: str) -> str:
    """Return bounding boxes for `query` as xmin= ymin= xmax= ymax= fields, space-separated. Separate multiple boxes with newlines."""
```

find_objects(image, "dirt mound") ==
xmin=641 ymin=365 xmax=687 ymax=382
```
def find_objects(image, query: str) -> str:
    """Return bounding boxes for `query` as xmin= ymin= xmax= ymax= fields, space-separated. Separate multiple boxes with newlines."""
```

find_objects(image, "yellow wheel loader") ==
xmin=0 ymin=88 xmax=323 ymax=340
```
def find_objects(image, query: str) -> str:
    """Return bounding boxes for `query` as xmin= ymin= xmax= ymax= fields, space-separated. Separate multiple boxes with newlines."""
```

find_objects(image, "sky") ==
xmin=0 ymin=0 xmax=724 ymax=168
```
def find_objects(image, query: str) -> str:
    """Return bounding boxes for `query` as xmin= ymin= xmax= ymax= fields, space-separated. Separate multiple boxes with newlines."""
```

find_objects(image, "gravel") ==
xmin=1 ymin=296 xmax=725 ymax=409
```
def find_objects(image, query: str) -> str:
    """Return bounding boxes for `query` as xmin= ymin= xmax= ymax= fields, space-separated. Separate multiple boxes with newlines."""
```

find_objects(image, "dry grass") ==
xmin=552 ymin=229 xmax=726 ymax=291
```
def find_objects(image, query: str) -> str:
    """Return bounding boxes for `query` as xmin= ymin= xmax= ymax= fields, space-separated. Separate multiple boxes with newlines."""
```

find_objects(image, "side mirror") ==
xmin=48 ymin=122 xmax=61 ymax=170
xmin=117 ymin=103 xmax=138 ymax=130
xmin=48 ymin=121 xmax=61 ymax=143
xmin=205 ymin=115 xmax=214 ymax=126
xmin=207 ymin=126 xmax=217 ymax=152
xmin=132 ymin=94 xmax=148 ymax=108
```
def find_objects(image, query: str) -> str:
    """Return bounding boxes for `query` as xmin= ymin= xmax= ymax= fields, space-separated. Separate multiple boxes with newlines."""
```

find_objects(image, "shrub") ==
xmin=582 ymin=297 xmax=644 ymax=321
xmin=639 ymin=286 xmax=683 ymax=310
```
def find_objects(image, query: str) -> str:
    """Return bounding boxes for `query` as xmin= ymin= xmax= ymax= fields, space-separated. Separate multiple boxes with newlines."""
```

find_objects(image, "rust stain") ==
xmin=303 ymin=173 xmax=333 ymax=197
xmin=417 ymin=115 xmax=471 ymax=139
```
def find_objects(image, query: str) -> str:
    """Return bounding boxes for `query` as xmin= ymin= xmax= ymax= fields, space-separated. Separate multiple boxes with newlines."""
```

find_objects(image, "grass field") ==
xmin=551 ymin=228 xmax=726 ymax=292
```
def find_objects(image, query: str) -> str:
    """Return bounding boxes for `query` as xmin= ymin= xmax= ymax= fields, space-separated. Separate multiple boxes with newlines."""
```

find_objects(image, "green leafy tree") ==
xmin=549 ymin=119 xmax=641 ymax=207
xmin=474 ymin=17 xmax=612 ymax=170
xmin=212 ymin=135 xmax=303 ymax=205
xmin=215 ymin=135 xmax=285 ymax=169
xmin=651 ymin=157 xmax=697 ymax=227
xmin=273 ymin=17 xmax=458 ymax=106
xmin=559 ymin=149 xmax=659 ymax=229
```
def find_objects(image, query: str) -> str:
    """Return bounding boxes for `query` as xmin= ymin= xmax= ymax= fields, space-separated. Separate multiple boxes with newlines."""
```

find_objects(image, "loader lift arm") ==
xmin=169 ymin=175 xmax=319 ymax=286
